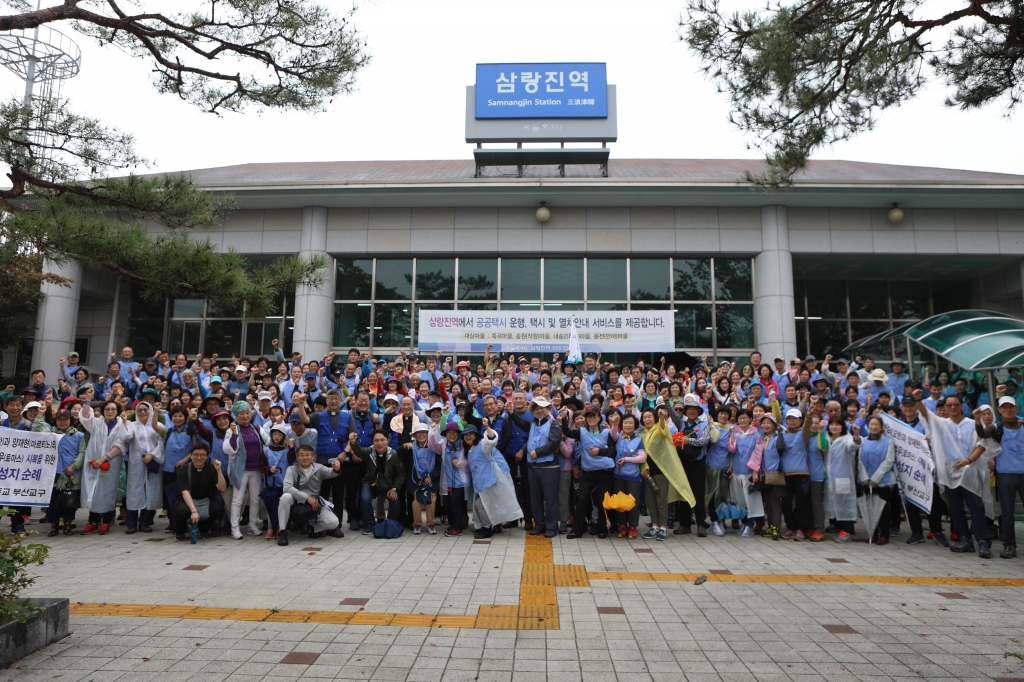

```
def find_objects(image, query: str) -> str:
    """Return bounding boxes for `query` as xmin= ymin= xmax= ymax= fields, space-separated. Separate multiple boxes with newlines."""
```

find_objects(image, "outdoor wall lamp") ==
xmin=887 ymin=203 xmax=904 ymax=224
xmin=536 ymin=202 xmax=551 ymax=223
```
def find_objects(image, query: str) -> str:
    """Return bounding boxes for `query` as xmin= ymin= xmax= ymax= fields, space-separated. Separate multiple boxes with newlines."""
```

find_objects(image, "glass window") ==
xmin=544 ymin=303 xmax=584 ymax=311
xmin=796 ymin=319 xmax=807 ymax=360
xmin=457 ymin=302 xmax=498 ymax=311
xmin=207 ymin=298 xmax=244 ymax=317
xmin=416 ymin=259 xmax=455 ymax=300
xmin=373 ymin=303 xmax=412 ymax=347
xmin=850 ymin=321 xmax=892 ymax=362
xmin=673 ymin=259 xmax=712 ymax=301
xmin=262 ymin=323 xmax=280 ymax=357
xmin=501 ymin=258 xmax=540 ymax=300
xmin=716 ymin=304 xmax=755 ymax=348
xmin=714 ymin=259 xmax=752 ymax=301
xmin=413 ymin=303 xmax=455 ymax=345
xmin=631 ymin=259 xmax=670 ymax=300
xmin=588 ymin=303 xmax=628 ymax=311
xmin=245 ymin=323 xmax=266 ymax=356
xmin=502 ymin=302 xmax=541 ymax=310
xmin=127 ymin=319 xmax=164 ymax=356
xmin=172 ymin=299 xmax=204 ymax=318
xmin=458 ymin=259 xmax=498 ymax=300
xmin=204 ymin=320 xmax=243 ymax=357
xmin=890 ymin=281 xmax=930 ymax=319
xmin=333 ymin=303 xmax=371 ymax=347
xmin=807 ymin=320 xmax=848 ymax=358
xmin=374 ymin=259 xmax=413 ymax=300
xmin=544 ymin=258 xmax=584 ymax=300
xmin=806 ymin=280 xmax=847 ymax=319
xmin=932 ymin=280 xmax=970 ymax=314
xmin=793 ymin=279 xmax=805 ymax=318
xmin=848 ymin=281 xmax=888 ymax=318
xmin=336 ymin=258 xmax=373 ymax=299
xmin=675 ymin=304 xmax=713 ymax=348
xmin=631 ymin=303 xmax=670 ymax=311
xmin=587 ymin=259 xmax=627 ymax=300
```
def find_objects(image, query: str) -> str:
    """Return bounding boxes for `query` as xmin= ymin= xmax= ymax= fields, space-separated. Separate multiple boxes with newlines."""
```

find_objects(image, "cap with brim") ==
xmin=394 ymin=359 xmax=405 ymax=366
xmin=202 ymin=395 xmax=224 ymax=407
xmin=455 ymin=361 xmax=470 ymax=369
xmin=382 ymin=394 xmax=400 ymax=404
xmin=442 ymin=421 xmax=461 ymax=434
xmin=141 ymin=388 xmax=160 ymax=399
xmin=54 ymin=408 xmax=72 ymax=420
xmin=892 ymin=359 xmax=906 ymax=366
xmin=462 ymin=424 xmax=479 ymax=436
xmin=377 ymin=359 xmax=387 ymax=365
xmin=411 ymin=423 xmax=430 ymax=435
xmin=682 ymin=394 xmax=701 ymax=408
xmin=836 ymin=358 xmax=849 ymax=365
xmin=562 ymin=397 xmax=584 ymax=410
xmin=785 ymin=408 xmax=803 ymax=419
xmin=774 ymin=355 xmax=785 ymax=362
xmin=235 ymin=366 xmax=248 ymax=374
xmin=59 ymin=396 xmax=80 ymax=408
xmin=868 ymin=368 xmax=889 ymax=382
xmin=426 ymin=402 xmax=444 ymax=413
xmin=144 ymin=358 xmax=156 ymax=365
xmin=998 ymin=396 xmax=1017 ymax=407
xmin=211 ymin=408 xmax=233 ymax=422
xmin=531 ymin=398 xmax=551 ymax=408
xmin=303 ymin=373 xmax=317 ymax=381
xmin=790 ymin=358 xmax=801 ymax=365
xmin=584 ymin=406 xmax=601 ymax=417
xmin=257 ymin=391 xmax=273 ymax=401
xmin=761 ymin=413 xmax=778 ymax=424
xmin=804 ymin=355 xmax=816 ymax=362
xmin=288 ymin=411 xmax=302 ymax=422
xmin=23 ymin=401 xmax=42 ymax=410
xmin=812 ymin=376 xmax=830 ymax=385
xmin=21 ymin=387 xmax=40 ymax=396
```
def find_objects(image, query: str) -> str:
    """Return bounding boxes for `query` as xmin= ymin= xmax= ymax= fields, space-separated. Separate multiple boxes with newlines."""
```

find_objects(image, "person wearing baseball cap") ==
xmin=776 ymin=398 xmax=815 ymax=541
xmin=38 ymin=407 xmax=85 ymax=536
xmin=978 ymin=387 xmax=1024 ymax=558
xmin=506 ymin=397 xmax=562 ymax=538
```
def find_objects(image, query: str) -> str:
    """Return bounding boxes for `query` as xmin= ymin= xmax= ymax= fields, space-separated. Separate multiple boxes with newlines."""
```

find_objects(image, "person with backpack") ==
xmin=260 ymin=424 xmax=292 ymax=539
xmin=276 ymin=444 xmax=342 ymax=546
xmin=409 ymin=423 xmax=440 ymax=535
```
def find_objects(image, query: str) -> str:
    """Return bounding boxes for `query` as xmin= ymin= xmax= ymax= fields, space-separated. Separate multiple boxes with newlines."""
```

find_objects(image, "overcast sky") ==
xmin=2 ymin=0 xmax=1021 ymax=177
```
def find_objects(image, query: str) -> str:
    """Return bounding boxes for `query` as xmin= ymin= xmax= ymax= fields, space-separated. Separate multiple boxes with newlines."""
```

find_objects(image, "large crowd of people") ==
xmin=2 ymin=343 xmax=1022 ymax=561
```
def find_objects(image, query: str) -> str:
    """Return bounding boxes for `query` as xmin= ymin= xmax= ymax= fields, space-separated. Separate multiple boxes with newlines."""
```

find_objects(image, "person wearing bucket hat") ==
xmin=864 ymin=368 xmax=896 ymax=405
xmin=408 ymin=422 xmax=439 ymax=534
xmin=673 ymin=394 xmax=712 ymax=536
xmin=506 ymin=397 xmax=561 ymax=538
xmin=193 ymin=408 xmax=235 ymax=534
xmin=428 ymin=419 xmax=468 ymax=536
xmin=558 ymin=399 xmax=615 ymax=539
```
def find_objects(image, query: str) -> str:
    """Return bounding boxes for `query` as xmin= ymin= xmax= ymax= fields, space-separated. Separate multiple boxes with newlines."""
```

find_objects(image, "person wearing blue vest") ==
xmin=162 ymin=406 xmax=195 ymax=532
xmin=339 ymin=391 xmax=377 ymax=531
xmin=296 ymin=389 xmax=349 ymax=537
xmin=463 ymin=421 xmax=505 ymax=539
xmin=260 ymin=424 xmax=292 ymax=540
xmin=612 ymin=413 xmax=647 ymax=539
xmin=193 ymin=408 xmax=236 ymax=536
xmin=749 ymin=413 xmax=785 ymax=540
xmin=704 ymin=407 xmax=733 ymax=537
xmin=777 ymin=400 xmax=815 ymax=541
xmin=857 ymin=415 xmax=897 ymax=544
xmin=428 ymin=419 xmax=468 ymax=537
xmin=507 ymin=397 xmax=562 ymax=538
xmin=409 ymin=423 xmax=440 ymax=535
xmin=41 ymin=408 xmax=85 ymax=537
xmin=561 ymin=405 xmax=616 ymax=539
xmin=976 ymin=388 xmax=1024 ymax=559
xmin=674 ymin=395 xmax=711 ymax=537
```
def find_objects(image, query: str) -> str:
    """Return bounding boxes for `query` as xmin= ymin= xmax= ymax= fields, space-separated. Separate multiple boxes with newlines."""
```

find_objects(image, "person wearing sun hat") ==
xmin=428 ymin=418 xmax=468 ymax=536
xmin=222 ymin=399 xmax=266 ymax=539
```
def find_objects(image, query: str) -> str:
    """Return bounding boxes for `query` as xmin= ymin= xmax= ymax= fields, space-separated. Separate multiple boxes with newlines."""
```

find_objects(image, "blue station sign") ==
xmin=474 ymin=62 xmax=608 ymax=119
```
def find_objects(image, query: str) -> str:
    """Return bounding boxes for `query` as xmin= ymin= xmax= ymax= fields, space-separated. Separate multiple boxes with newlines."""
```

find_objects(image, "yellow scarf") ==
xmin=640 ymin=419 xmax=696 ymax=506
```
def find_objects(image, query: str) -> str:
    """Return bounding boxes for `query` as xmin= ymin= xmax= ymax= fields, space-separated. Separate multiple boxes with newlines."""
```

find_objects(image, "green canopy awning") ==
xmin=844 ymin=310 xmax=1024 ymax=371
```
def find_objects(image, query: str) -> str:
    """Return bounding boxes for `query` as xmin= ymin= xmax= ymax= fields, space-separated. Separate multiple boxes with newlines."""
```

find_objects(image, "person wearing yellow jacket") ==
xmin=639 ymin=406 xmax=695 ymax=541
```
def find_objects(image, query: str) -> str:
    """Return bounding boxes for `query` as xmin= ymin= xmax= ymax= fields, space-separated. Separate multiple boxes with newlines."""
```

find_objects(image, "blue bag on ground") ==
xmin=373 ymin=518 xmax=404 ymax=539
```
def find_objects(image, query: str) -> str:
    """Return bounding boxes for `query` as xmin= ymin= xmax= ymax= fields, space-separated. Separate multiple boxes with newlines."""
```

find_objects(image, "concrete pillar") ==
xmin=31 ymin=259 xmax=82 ymax=381
xmin=291 ymin=207 xmax=334 ymax=359
xmin=754 ymin=206 xmax=797 ymax=361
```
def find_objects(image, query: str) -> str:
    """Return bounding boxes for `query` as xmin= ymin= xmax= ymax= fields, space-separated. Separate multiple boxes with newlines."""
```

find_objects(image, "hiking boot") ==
xmin=529 ymin=526 xmax=544 ymax=536
xmin=99 ymin=523 xmax=110 ymax=535
xmin=47 ymin=523 xmax=59 ymax=537
xmin=874 ymin=535 xmax=889 ymax=546
xmin=427 ymin=525 xmax=436 ymax=535
xmin=443 ymin=527 xmax=462 ymax=537
xmin=502 ymin=521 xmax=518 ymax=529
xmin=565 ymin=530 xmax=582 ymax=539
xmin=597 ymin=531 xmax=609 ymax=539
xmin=413 ymin=525 xmax=421 ymax=535
xmin=349 ymin=521 xmax=360 ymax=531
xmin=277 ymin=530 xmax=289 ymax=546
xmin=617 ymin=525 xmax=627 ymax=538
xmin=696 ymin=525 xmax=707 ymax=538
xmin=628 ymin=527 xmax=637 ymax=540
xmin=794 ymin=530 xmax=806 ymax=542
xmin=906 ymin=533 xmax=925 ymax=545
xmin=934 ymin=532 xmax=950 ymax=547
xmin=673 ymin=525 xmax=690 ymax=535
xmin=769 ymin=526 xmax=781 ymax=541
xmin=473 ymin=528 xmax=492 ymax=539
xmin=1000 ymin=544 xmax=1017 ymax=559
xmin=978 ymin=540 xmax=992 ymax=559
xmin=834 ymin=531 xmax=851 ymax=543
xmin=63 ymin=525 xmax=73 ymax=536
xmin=83 ymin=523 xmax=98 ymax=535
xmin=330 ymin=528 xmax=344 ymax=538
xmin=951 ymin=537 xmax=975 ymax=553
xmin=809 ymin=530 xmax=826 ymax=542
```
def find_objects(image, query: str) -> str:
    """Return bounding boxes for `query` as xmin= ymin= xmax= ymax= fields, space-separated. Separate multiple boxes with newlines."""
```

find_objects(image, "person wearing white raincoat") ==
xmin=966 ymin=405 xmax=1000 ymax=522
xmin=813 ymin=418 xmax=860 ymax=541
xmin=912 ymin=388 xmax=992 ymax=558
xmin=119 ymin=401 xmax=166 ymax=533
xmin=79 ymin=400 xmax=126 ymax=535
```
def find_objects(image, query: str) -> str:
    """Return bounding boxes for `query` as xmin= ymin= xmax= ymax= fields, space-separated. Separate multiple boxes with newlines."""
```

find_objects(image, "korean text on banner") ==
xmin=417 ymin=311 xmax=674 ymax=354
xmin=0 ymin=427 xmax=58 ymax=507
xmin=879 ymin=414 xmax=934 ymax=514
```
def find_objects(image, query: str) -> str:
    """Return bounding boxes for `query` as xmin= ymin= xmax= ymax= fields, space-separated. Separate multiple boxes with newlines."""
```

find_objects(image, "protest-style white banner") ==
xmin=880 ymin=414 xmax=934 ymax=513
xmin=0 ymin=427 xmax=58 ymax=507
xmin=417 ymin=310 xmax=675 ymax=354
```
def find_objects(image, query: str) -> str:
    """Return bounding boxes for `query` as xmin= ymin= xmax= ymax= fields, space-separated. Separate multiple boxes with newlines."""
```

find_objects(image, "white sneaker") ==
xmin=711 ymin=521 xmax=725 ymax=536
xmin=247 ymin=525 xmax=261 ymax=536
xmin=413 ymin=525 xmax=421 ymax=535
xmin=231 ymin=530 xmax=243 ymax=540
xmin=739 ymin=525 xmax=754 ymax=538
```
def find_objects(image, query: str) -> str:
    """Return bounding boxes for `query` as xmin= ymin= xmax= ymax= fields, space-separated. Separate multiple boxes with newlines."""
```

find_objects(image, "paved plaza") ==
xmin=8 ymin=515 xmax=1024 ymax=682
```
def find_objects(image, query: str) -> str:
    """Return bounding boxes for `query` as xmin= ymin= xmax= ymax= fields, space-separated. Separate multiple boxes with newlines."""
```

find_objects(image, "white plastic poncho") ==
xmin=475 ymin=431 xmax=523 ymax=526
xmin=965 ymin=405 xmax=999 ymax=519
xmin=121 ymin=405 xmax=165 ymax=512
xmin=79 ymin=404 xmax=125 ymax=513
xmin=821 ymin=433 xmax=859 ymax=523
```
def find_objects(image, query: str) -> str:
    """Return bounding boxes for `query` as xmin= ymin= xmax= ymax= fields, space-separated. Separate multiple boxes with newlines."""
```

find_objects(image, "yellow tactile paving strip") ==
xmin=586 ymin=572 xmax=1024 ymax=587
xmin=66 ymin=534 xmax=1024 ymax=629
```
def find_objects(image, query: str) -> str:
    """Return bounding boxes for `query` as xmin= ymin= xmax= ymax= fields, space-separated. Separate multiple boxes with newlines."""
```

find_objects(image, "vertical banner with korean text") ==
xmin=0 ymin=427 xmax=58 ymax=507
xmin=879 ymin=414 xmax=934 ymax=513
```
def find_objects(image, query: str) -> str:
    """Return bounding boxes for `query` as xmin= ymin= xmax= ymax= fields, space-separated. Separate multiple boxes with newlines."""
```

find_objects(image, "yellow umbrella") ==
xmin=602 ymin=491 xmax=636 ymax=513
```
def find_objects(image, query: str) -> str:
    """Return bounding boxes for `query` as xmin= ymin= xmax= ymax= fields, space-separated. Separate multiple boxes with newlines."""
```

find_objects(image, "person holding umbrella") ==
xmin=857 ymin=415 xmax=897 ymax=545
